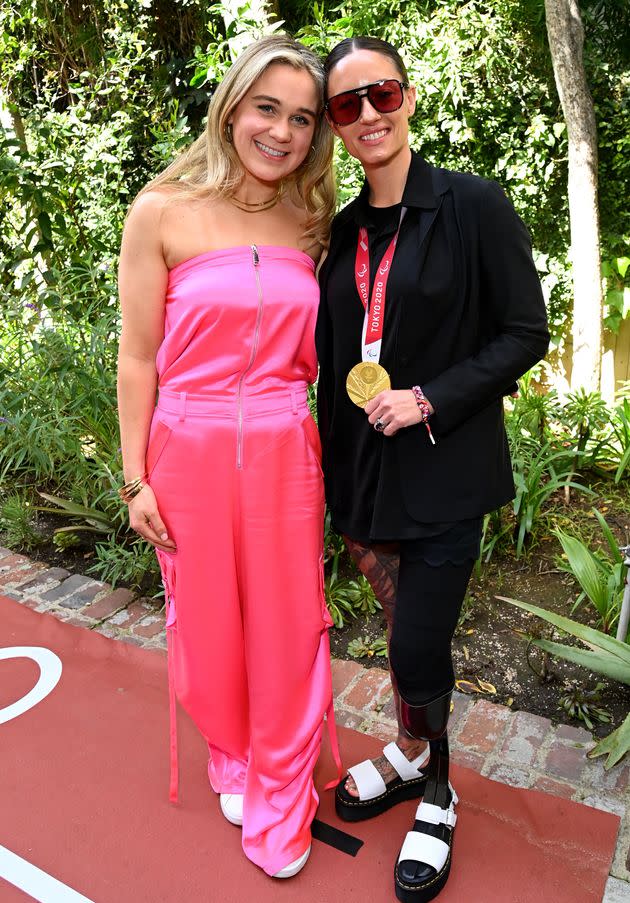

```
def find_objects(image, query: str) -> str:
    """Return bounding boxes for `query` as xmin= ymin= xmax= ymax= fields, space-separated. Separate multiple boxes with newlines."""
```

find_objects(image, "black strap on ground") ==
xmin=311 ymin=819 xmax=364 ymax=856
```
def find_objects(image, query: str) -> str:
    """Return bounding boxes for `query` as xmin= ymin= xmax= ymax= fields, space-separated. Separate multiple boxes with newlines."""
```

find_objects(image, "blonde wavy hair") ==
xmin=140 ymin=35 xmax=335 ymax=247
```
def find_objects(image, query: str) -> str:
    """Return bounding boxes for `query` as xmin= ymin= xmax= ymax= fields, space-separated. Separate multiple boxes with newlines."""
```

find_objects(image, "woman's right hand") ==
xmin=128 ymin=485 xmax=177 ymax=552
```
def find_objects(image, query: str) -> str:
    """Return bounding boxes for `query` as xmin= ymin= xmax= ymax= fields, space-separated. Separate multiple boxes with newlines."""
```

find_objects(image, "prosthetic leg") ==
xmin=394 ymin=689 xmax=457 ymax=903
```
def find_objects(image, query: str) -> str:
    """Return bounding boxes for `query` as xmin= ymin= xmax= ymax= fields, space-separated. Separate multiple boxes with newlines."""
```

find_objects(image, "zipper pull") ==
xmin=251 ymin=244 xmax=259 ymax=266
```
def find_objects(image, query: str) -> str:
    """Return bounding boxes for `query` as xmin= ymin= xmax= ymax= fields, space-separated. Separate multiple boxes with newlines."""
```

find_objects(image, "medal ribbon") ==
xmin=354 ymin=207 xmax=407 ymax=363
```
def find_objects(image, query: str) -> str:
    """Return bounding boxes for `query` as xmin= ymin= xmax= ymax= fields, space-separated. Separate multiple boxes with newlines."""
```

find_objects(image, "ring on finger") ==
xmin=374 ymin=418 xmax=386 ymax=432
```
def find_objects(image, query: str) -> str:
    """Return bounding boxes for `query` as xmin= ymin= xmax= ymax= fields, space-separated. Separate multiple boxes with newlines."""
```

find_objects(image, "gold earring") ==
xmin=225 ymin=123 xmax=233 ymax=143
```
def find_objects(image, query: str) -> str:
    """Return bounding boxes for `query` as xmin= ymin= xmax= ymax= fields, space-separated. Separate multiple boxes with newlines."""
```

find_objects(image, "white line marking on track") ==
xmin=1 ymin=647 xmax=94 ymax=899
xmin=0 ymin=647 xmax=62 ymax=724
xmin=0 ymin=845 xmax=95 ymax=902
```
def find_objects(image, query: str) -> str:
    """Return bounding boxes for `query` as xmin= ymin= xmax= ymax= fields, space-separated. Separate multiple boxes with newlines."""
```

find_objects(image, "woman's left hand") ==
xmin=365 ymin=389 xmax=432 ymax=436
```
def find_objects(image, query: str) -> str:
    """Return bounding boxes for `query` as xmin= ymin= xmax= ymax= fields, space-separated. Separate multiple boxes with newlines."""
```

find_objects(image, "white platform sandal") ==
xmin=394 ymin=787 xmax=458 ymax=903
xmin=335 ymin=741 xmax=430 ymax=822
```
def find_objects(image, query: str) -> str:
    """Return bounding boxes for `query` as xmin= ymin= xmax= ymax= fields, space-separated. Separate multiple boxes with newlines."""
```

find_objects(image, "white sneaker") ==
xmin=219 ymin=793 xmax=243 ymax=826
xmin=273 ymin=845 xmax=311 ymax=879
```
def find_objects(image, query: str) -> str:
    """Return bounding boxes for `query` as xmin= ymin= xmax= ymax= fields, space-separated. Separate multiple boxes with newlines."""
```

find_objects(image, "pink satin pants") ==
xmin=148 ymin=386 xmax=337 ymax=875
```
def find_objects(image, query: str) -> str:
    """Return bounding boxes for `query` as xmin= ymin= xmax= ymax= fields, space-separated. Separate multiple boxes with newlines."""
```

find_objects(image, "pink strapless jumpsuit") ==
xmin=146 ymin=245 xmax=341 ymax=876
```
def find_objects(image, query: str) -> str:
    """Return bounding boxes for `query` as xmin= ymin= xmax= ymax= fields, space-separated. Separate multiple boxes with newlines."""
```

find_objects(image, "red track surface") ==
xmin=1 ymin=596 xmax=620 ymax=902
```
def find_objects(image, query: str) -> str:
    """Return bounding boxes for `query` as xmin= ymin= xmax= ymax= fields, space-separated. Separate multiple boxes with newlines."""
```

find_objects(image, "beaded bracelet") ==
xmin=411 ymin=385 xmax=436 ymax=446
xmin=118 ymin=475 xmax=147 ymax=504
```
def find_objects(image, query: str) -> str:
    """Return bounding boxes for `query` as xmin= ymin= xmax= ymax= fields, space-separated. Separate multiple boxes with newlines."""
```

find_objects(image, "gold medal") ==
xmin=346 ymin=362 xmax=391 ymax=407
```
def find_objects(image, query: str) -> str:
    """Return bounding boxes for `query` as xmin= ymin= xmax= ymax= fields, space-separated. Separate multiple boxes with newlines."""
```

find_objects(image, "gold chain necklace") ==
xmin=229 ymin=185 xmax=282 ymax=213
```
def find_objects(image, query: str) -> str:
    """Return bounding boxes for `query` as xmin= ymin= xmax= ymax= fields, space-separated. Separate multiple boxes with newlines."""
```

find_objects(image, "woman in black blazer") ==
xmin=317 ymin=37 xmax=549 ymax=903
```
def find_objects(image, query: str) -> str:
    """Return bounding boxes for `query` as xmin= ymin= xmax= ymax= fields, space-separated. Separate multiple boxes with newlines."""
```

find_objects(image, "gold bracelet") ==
xmin=119 ymin=474 xmax=146 ymax=493
xmin=119 ymin=481 xmax=146 ymax=503
xmin=119 ymin=475 xmax=147 ymax=504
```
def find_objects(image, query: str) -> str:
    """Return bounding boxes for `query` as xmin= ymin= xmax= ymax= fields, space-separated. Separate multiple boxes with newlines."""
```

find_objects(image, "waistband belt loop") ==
xmin=291 ymin=387 xmax=299 ymax=415
xmin=178 ymin=392 xmax=187 ymax=422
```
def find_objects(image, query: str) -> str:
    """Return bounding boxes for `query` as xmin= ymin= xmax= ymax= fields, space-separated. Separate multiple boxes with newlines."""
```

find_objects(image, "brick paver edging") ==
xmin=1 ymin=546 xmax=629 ymax=898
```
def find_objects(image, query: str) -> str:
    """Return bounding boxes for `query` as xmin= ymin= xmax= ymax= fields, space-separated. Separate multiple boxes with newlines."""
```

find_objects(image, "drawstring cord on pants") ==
xmin=324 ymin=696 xmax=344 ymax=790
xmin=166 ymin=597 xmax=179 ymax=803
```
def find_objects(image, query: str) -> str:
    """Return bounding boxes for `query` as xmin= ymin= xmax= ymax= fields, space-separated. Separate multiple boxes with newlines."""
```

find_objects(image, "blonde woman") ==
xmin=117 ymin=35 xmax=340 ymax=879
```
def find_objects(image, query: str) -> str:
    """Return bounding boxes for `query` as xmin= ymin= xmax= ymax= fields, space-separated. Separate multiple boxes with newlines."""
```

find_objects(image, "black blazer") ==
xmin=316 ymin=153 xmax=550 ymax=524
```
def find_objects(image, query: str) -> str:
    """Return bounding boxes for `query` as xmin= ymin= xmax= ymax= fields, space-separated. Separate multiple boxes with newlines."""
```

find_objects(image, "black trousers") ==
xmin=357 ymin=519 xmax=481 ymax=707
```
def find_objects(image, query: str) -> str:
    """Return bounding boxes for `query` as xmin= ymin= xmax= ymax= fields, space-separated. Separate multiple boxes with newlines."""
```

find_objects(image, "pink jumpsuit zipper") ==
xmin=146 ymin=245 xmax=341 ymax=876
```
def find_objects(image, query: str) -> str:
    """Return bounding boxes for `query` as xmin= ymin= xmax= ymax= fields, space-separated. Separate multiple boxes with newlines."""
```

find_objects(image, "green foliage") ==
xmin=324 ymin=508 xmax=384 ymax=625
xmin=493 ymin=381 xmax=630 ymax=559
xmin=583 ymin=0 xmax=630 ymax=337
xmin=0 ymin=285 xmax=127 ymax=548
xmin=588 ymin=714 xmax=630 ymax=769
xmin=558 ymin=389 xmax=610 ymax=469
xmin=475 ymin=509 xmax=511 ymax=574
xmin=510 ymin=370 xmax=561 ymax=442
xmin=86 ymin=536 xmax=161 ymax=593
xmin=52 ymin=530 xmax=82 ymax=551
xmin=554 ymin=510 xmax=626 ymax=635
xmin=503 ymin=595 xmax=630 ymax=767
xmin=323 ymin=528 xmax=382 ymax=626
xmin=456 ymin=593 xmax=477 ymax=634
xmin=347 ymin=634 xmax=388 ymax=659
xmin=511 ymin=440 xmax=594 ymax=557
xmin=37 ymin=492 xmax=114 ymax=532
xmin=324 ymin=572 xmax=359 ymax=628
xmin=307 ymin=383 xmax=317 ymax=420
xmin=324 ymin=509 xmax=346 ymax=577
xmin=602 ymin=253 xmax=630 ymax=333
xmin=609 ymin=399 xmax=630 ymax=484
xmin=344 ymin=574 xmax=381 ymax=616
xmin=0 ymin=491 xmax=43 ymax=552
xmin=558 ymin=682 xmax=612 ymax=731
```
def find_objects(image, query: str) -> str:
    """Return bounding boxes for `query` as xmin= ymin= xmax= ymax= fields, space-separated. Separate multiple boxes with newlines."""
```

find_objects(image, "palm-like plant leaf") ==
xmin=553 ymin=529 xmax=609 ymax=617
xmin=37 ymin=491 xmax=113 ymax=527
xmin=592 ymin=508 xmax=624 ymax=564
xmin=503 ymin=596 xmax=630 ymax=768
xmin=532 ymin=639 xmax=630 ymax=685
xmin=499 ymin=597 xmax=630 ymax=666
xmin=590 ymin=714 xmax=630 ymax=768
xmin=615 ymin=445 xmax=630 ymax=484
